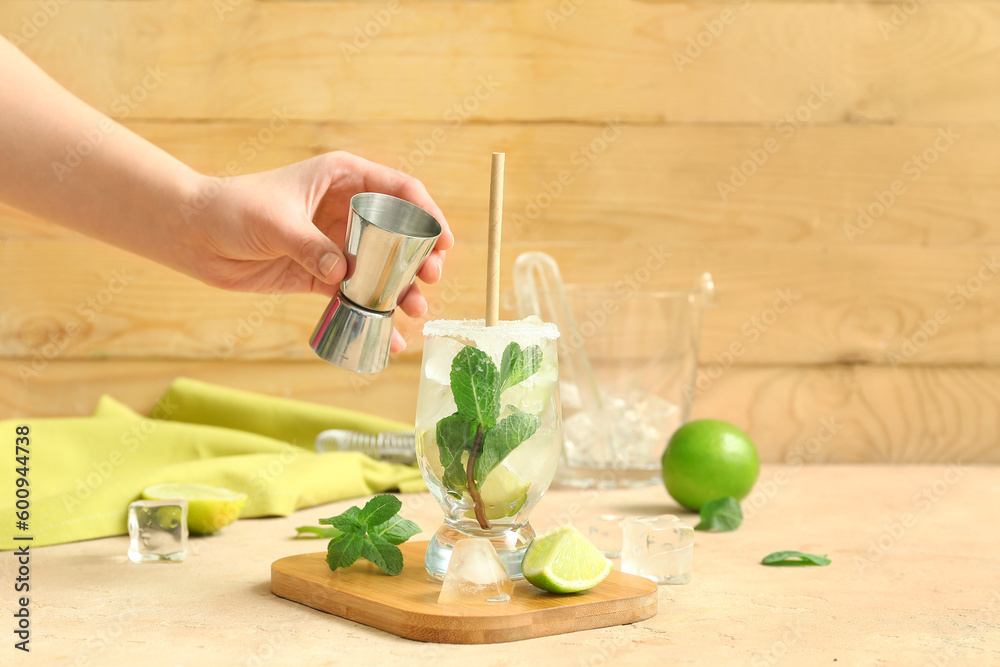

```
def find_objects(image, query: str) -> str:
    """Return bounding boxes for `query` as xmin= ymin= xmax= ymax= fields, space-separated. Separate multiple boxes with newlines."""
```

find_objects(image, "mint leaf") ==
xmin=451 ymin=346 xmax=499 ymax=428
xmin=694 ymin=496 xmax=743 ymax=532
xmin=436 ymin=412 xmax=477 ymax=490
xmin=475 ymin=410 xmax=540 ymax=483
xmin=295 ymin=525 xmax=343 ymax=539
xmin=326 ymin=530 xmax=365 ymax=570
xmin=321 ymin=506 xmax=364 ymax=533
xmin=762 ymin=551 xmax=831 ymax=567
xmin=499 ymin=343 xmax=542 ymax=393
xmin=357 ymin=494 xmax=402 ymax=527
xmin=320 ymin=506 xmax=359 ymax=524
xmin=371 ymin=515 xmax=422 ymax=546
xmin=361 ymin=532 xmax=405 ymax=575
xmin=316 ymin=494 xmax=421 ymax=575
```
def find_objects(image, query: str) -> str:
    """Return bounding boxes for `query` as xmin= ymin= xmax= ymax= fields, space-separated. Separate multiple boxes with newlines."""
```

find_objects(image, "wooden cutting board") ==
xmin=271 ymin=541 xmax=658 ymax=644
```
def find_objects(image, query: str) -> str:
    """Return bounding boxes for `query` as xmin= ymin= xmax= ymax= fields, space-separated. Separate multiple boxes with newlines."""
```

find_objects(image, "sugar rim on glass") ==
xmin=422 ymin=318 xmax=560 ymax=341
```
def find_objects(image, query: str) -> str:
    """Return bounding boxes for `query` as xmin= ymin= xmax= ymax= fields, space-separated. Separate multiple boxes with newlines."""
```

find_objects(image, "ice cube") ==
xmin=621 ymin=515 xmax=693 ymax=584
xmin=128 ymin=500 xmax=188 ymax=563
xmin=631 ymin=392 xmax=682 ymax=445
xmin=438 ymin=538 xmax=514 ymax=605
xmin=422 ymin=336 xmax=466 ymax=387
xmin=559 ymin=381 xmax=582 ymax=410
xmin=562 ymin=393 xmax=682 ymax=469
xmin=497 ymin=343 xmax=559 ymax=418
xmin=561 ymin=410 xmax=614 ymax=466
xmin=586 ymin=514 xmax=625 ymax=558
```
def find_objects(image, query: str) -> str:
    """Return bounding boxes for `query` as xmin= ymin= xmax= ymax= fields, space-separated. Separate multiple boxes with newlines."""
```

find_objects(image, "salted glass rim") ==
xmin=422 ymin=318 xmax=560 ymax=340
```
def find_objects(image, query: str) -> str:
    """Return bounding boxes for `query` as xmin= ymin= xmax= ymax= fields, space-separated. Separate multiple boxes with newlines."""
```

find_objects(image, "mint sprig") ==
xmin=436 ymin=342 xmax=542 ymax=529
xmin=297 ymin=494 xmax=421 ymax=575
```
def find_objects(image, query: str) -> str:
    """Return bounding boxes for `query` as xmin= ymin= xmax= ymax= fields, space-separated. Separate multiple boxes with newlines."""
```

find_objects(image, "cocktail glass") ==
xmin=416 ymin=317 xmax=562 ymax=580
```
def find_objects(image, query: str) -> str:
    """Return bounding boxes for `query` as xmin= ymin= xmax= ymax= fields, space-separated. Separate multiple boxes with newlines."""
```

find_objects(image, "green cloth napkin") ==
xmin=149 ymin=377 xmax=411 ymax=446
xmin=0 ymin=379 xmax=423 ymax=550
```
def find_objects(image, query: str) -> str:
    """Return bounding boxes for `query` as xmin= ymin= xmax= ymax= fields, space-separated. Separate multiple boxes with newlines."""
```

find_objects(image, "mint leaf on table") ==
xmin=694 ymin=496 xmax=743 ymax=532
xmin=762 ymin=551 xmax=831 ymax=567
xmin=451 ymin=346 xmax=500 ymax=428
xmin=474 ymin=410 xmax=540 ymax=484
xmin=499 ymin=342 xmax=542 ymax=394
xmin=310 ymin=494 xmax=421 ymax=575
xmin=295 ymin=525 xmax=343 ymax=539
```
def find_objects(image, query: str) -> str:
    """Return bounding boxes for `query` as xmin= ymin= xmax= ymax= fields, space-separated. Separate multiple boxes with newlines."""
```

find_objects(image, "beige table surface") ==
xmin=5 ymin=464 xmax=999 ymax=666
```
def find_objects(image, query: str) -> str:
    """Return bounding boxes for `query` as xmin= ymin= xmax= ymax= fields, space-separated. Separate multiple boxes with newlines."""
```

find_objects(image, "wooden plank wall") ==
xmin=1 ymin=0 xmax=998 ymax=462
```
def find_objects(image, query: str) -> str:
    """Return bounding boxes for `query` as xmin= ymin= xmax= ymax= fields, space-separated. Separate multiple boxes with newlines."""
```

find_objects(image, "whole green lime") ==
xmin=661 ymin=419 xmax=759 ymax=510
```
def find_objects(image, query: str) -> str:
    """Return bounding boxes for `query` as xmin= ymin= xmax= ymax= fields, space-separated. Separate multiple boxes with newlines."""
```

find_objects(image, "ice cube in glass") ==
xmin=128 ymin=500 xmax=188 ymax=563
xmin=438 ymin=538 xmax=514 ymax=605
xmin=621 ymin=515 xmax=693 ymax=584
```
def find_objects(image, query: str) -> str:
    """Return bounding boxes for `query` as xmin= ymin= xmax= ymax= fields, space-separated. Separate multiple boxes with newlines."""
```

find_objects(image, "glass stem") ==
xmin=466 ymin=424 xmax=490 ymax=530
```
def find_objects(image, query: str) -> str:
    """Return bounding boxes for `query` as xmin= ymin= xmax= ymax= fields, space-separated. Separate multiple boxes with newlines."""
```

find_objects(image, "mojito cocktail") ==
xmin=416 ymin=317 xmax=562 ymax=579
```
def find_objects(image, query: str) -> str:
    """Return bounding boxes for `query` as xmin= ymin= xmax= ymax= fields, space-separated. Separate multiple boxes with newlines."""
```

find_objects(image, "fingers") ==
xmin=416 ymin=251 xmax=444 ymax=284
xmin=434 ymin=224 xmax=455 ymax=252
xmin=398 ymin=283 xmax=428 ymax=318
xmin=276 ymin=221 xmax=348 ymax=287
xmin=309 ymin=274 xmax=339 ymax=298
xmin=390 ymin=328 xmax=406 ymax=354
xmin=350 ymin=154 xmax=455 ymax=253
xmin=385 ymin=175 xmax=452 ymax=287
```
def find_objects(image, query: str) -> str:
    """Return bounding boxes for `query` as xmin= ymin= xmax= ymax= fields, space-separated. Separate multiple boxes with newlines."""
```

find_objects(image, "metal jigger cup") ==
xmin=310 ymin=193 xmax=442 ymax=373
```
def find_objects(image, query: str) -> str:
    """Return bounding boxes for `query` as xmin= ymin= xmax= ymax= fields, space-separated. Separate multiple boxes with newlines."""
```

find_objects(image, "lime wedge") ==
xmin=521 ymin=524 xmax=612 ymax=593
xmin=142 ymin=483 xmax=248 ymax=535
xmin=464 ymin=466 xmax=530 ymax=521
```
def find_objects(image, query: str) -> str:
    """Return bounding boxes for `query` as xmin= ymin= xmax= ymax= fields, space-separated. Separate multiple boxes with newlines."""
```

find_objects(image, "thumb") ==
xmin=281 ymin=223 xmax=347 ymax=286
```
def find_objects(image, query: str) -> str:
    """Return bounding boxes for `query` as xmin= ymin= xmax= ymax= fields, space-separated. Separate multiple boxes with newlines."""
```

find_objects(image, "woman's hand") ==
xmin=183 ymin=152 xmax=454 ymax=352
xmin=0 ymin=39 xmax=453 ymax=353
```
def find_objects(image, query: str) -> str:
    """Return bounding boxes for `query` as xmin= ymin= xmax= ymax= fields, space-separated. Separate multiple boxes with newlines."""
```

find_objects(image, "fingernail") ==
xmin=319 ymin=253 xmax=340 ymax=277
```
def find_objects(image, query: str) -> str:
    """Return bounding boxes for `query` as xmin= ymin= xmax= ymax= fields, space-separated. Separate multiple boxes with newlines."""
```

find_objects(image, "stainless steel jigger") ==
xmin=309 ymin=193 xmax=442 ymax=373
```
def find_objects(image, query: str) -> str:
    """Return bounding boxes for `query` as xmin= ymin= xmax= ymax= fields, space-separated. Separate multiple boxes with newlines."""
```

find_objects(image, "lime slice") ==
xmin=142 ymin=483 xmax=248 ymax=535
xmin=463 ymin=466 xmax=530 ymax=521
xmin=522 ymin=524 xmax=612 ymax=593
